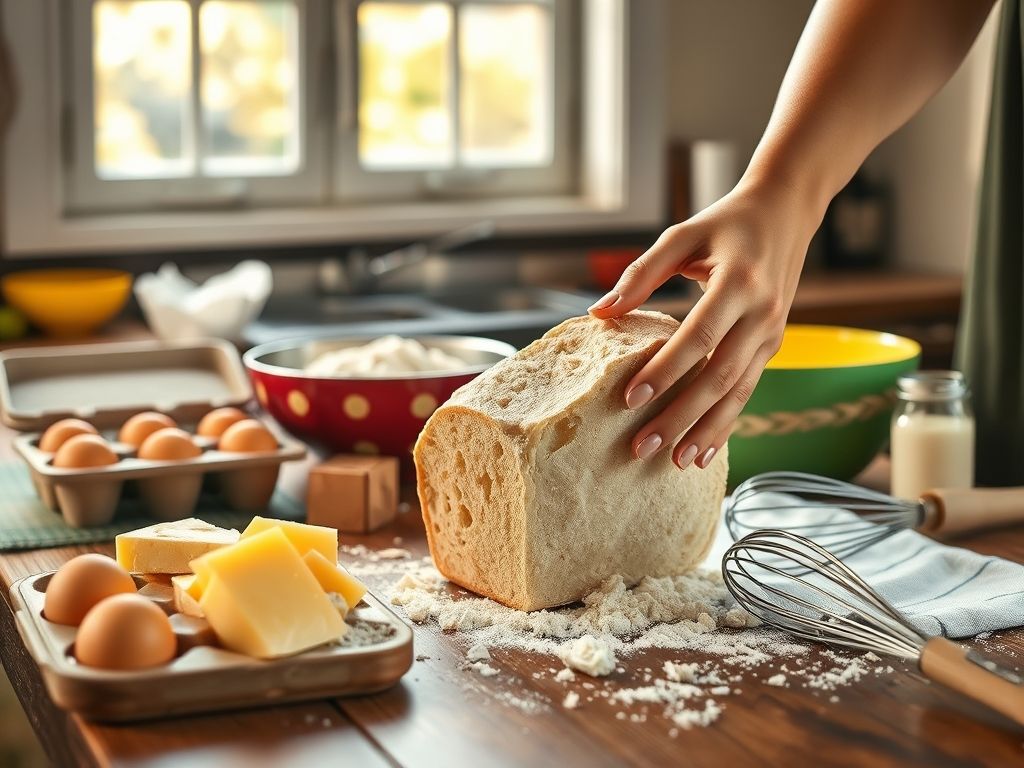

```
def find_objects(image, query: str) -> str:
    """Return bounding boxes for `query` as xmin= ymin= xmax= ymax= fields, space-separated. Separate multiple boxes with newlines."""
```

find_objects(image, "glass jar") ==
xmin=890 ymin=371 xmax=974 ymax=499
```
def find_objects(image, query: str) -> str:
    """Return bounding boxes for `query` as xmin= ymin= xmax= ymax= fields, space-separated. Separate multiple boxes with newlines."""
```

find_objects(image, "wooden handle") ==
xmin=919 ymin=638 xmax=1024 ymax=726
xmin=919 ymin=487 xmax=1024 ymax=537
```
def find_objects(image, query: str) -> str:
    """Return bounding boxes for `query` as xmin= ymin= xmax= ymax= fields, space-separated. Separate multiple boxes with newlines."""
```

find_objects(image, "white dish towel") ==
xmin=705 ymin=492 xmax=1024 ymax=639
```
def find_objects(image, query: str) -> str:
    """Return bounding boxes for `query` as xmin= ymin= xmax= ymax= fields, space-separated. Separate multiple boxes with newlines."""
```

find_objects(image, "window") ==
xmin=3 ymin=0 xmax=663 ymax=253
xmin=64 ymin=0 xmax=571 ymax=211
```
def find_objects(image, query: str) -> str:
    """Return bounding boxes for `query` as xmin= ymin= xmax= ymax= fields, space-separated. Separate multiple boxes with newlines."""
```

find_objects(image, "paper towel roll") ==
xmin=690 ymin=141 xmax=739 ymax=215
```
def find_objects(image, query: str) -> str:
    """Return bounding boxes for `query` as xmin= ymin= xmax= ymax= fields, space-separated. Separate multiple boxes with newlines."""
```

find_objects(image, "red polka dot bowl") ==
xmin=243 ymin=335 xmax=516 ymax=474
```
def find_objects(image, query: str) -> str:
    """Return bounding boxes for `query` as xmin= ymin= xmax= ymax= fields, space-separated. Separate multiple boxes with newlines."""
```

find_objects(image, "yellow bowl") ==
xmin=2 ymin=269 xmax=132 ymax=338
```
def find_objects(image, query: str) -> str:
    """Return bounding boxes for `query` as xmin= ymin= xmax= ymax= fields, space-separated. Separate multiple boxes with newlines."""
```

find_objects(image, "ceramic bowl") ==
xmin=243 ymin=335 xmax=516 ymax=473
xmin=2 ymin=269 xmax=132 ymax=338
xmin=728 ymin=325 xmax=921 ymax=485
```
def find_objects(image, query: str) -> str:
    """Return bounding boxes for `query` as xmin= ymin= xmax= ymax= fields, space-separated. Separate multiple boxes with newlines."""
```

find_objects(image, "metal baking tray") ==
xmin=0 ymin=339 xmax=252 ymax=431
xmin=11 ymin=571 xmax=414 ymax=722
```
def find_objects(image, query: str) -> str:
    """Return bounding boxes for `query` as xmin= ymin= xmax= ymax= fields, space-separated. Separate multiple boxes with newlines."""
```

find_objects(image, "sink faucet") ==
xmin=318 ymin=221 xmax=496 ymax=294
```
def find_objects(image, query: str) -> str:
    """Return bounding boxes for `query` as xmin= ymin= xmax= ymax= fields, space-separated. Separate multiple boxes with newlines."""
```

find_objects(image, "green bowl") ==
xmin=727 ymin=325 xmax=921 ymax=485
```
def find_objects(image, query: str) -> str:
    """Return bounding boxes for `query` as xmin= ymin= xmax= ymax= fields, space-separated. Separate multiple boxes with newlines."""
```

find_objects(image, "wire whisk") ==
xmin=722 ymin=529 xmax=1024 ymax=725
xmin=725 ymin=471 xmax=1024 ymax=559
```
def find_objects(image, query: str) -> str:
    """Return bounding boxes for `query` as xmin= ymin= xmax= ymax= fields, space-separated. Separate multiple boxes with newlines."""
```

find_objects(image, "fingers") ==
xmin=672 ymin=349 xmax=774 ymax=470
xmin=588 ymin=226 xmax=699 ymax=318
xmin=623 ymin=285 xmax=743 ymax=410
xmin=629 ymin=318 xmax=761 ymax=458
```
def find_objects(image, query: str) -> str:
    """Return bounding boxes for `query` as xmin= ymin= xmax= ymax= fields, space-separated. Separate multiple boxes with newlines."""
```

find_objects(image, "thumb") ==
xmin=588 ymin=226 xmax=697 ymax=318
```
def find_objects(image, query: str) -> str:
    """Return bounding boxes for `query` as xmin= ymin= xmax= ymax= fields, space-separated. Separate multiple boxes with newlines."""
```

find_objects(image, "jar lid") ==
xmin=896 ymin=370 xmax=968 ymax=401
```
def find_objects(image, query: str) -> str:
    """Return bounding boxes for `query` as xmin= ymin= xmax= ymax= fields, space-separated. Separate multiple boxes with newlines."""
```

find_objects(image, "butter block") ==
xmin=302 ymin=550 xmax=368 ymax=615
xmin=172 ymin=574 xmax=203 ymax=618
xmin=116 ymin=519 xmax=240 ymax=574
xmin=241 ymin=517 xmax=338 ymax=562
xmin=196 ymin=528 xmax=346 ymax=659
xmin=307 ymin=455 xmax=398 ymax=533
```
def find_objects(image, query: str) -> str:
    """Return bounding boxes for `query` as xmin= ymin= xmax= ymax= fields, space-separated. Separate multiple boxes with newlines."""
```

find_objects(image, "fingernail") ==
xmin=676 ymin=444 xmax=698 ymax=469
xmin=625 ymin=383 xmax=654 ymax=410
xmin=635 ymin=433 xmax=662 ymax=459
xmin=588 ymin=291 xmax=619 ymax=312
xmin=697 ymin=446 xmax=717 ymax=468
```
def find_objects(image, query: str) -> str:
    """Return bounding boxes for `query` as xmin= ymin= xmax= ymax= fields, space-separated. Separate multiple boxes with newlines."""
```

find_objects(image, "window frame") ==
xmin=64 ymin=0 xmax=330 ymax=212
xmin=2 ymin=0 xmax=665 ymax=255
xmin=333 ymin=0 xmax=576 ymax=203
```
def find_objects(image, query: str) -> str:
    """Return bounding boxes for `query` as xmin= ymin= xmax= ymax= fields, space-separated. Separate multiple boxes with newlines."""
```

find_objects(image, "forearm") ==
xmin=744 ymin=0 xmax=995 ymax=219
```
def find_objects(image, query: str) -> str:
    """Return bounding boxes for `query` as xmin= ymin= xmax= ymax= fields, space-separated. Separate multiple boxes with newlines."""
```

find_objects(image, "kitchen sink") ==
xmin=245 ymin=287 xmax=597 ymax=348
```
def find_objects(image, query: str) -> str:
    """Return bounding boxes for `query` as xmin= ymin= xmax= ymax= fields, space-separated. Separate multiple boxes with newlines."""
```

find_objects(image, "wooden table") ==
xmin=0 ymin=320 xmax=1021 ymax=766
xmin=0 ymin=449 xmax=1021 ymax=768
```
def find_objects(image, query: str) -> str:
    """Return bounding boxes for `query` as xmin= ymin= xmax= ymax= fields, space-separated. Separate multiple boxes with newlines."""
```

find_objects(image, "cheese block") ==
xmin=186 ymin=559 xmax=212 ymax=602
xmin=195 ymin=528 xmax=346 ymax=658
xmin=414 ymin=311 xmax=729 ymax=611
xmin=171 ymin=574 xmax=203 ymax=618
xmin=302 ymin=550 xmax=368 ymax=615
xmin=116 ymin=519 xmax=240 ymax=574
xmin=241 ymin=517 xmax=338 ymax=563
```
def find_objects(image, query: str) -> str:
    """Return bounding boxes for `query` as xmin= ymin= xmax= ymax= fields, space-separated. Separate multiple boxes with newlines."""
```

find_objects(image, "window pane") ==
xmin=358 ymin=2 xmax=452 ymax=169
xmin=460 ymin=4 xmax=551 ymax=167
xmin=93 ymin=1 xmax=192 ymax=180
xmin=200 ymin=1 xmax=301 ymax=176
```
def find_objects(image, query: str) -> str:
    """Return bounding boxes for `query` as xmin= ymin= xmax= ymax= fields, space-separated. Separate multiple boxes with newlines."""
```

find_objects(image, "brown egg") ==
xmin=38 ymin=419 xmax=99 ymax=453
xmin=197 ymin=407 xmax=248 ymax=438
xmin=43 ymin=553 xmax=137 ymax=626
xmin=137 ymin=428 xmax=201 ymax=461
xmin=75 ymin=593 xmax=176 ymax=671
xmin=118 ymin=412 xmax=176 ymax=447
xmin=52 ymin=434 xmax=118 ymax=469
xmin=218 ymin=419 xmax=277 ymax=453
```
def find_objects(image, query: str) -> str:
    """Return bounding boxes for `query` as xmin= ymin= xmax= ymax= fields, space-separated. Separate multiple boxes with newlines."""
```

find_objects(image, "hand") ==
xmin=588 ymin=179 xmax=819 ymax=469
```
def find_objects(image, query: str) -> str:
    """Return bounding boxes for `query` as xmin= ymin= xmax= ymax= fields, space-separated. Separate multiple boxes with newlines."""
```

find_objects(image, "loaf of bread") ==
xmin=414 ymin=310 xmax=728 ymax=611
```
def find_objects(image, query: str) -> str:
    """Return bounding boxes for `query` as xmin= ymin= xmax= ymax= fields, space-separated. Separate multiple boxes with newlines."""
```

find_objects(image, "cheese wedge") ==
xmin=116 ymin=519 xmax=240 ymax=574
xmin=196 ymin=527 xmax=346 ymax=658
xmin=302 ymin=550 xmax=368 ymax=616
xmin=171 ymin=574 xmax=203 ymax=618
xmin=241 ymin=517 xmax=338 ymax=563
xmin=187 ymin=558 xmax=212 ymax=602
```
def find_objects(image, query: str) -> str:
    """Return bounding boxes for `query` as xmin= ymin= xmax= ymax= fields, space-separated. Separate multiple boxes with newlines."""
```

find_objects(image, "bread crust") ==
xmin=415 ymin=311 xmax=729 ymax=611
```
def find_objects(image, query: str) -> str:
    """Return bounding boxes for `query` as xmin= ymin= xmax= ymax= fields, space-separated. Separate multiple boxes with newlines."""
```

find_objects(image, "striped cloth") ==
xmin=707 ymin=493 xmax=1024 ymax=639
xmin=0 ymin=461 xmax=304 ymax=551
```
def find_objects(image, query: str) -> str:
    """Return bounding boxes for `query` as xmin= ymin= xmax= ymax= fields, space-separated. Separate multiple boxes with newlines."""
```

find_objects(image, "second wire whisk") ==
xmin=724 ymin=471 xmax=1024 ymax=558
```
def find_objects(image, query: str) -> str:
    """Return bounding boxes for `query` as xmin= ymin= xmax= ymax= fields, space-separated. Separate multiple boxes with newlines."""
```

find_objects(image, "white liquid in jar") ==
xmin=891 ymin=412 xmax=974 ymax=499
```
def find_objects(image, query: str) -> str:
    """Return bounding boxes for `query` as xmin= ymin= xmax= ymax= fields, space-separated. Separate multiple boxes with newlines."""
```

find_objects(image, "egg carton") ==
xmin=11 ymin=571 xmax=413 ymax=722
xmin=14 ymin=425 xmax=306 ymax=527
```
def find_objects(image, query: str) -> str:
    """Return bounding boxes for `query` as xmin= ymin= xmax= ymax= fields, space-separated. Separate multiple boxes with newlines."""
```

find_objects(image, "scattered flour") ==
xmin=353 ymin=556 xmax=894 ymax=732
xmin=335 ymin=618 xmax=397 ymax=648
xmin=663 ymin=661 xmax=698 ymax=683
xmin=561 ymin=635 xmax=616 ymax=677
xmin=388 ymin=565 xmax=762 ymax=658
xmin=671 ymin=700 xmax=722 ymax=730
xmin=466 ymin=661 xmax=499 ymax=677
xmin=466 ymin=643 xmax=491 ymax=662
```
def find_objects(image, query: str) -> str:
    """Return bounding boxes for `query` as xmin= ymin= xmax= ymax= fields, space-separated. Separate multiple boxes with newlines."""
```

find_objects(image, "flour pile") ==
xmin=389 ymin=563 xmax=766 ymax=657
xmin=342 ymin=551 xmax=896 ymax=733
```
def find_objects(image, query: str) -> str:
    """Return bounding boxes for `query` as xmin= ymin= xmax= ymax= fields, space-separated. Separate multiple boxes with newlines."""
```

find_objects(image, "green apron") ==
xmin=955 ymin=0 xmax=1024 ymax=486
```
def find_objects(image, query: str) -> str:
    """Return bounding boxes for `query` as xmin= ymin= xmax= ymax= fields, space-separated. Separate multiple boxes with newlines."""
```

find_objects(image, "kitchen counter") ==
xmin=0 ymin=444 xmax=1021 ymax=767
